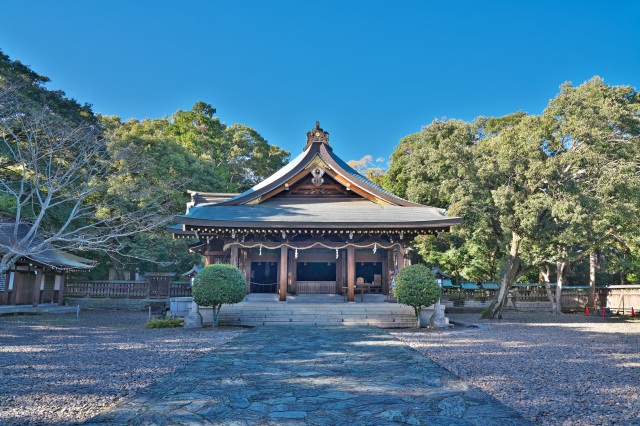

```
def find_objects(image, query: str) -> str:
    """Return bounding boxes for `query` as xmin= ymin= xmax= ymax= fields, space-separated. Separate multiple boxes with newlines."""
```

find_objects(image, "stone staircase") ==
xmin=203 ymin=294 xmax=419 ymax=328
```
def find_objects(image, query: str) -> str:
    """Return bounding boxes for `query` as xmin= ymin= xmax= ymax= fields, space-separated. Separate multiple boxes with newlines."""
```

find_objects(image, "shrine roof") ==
xmin=177 ymin=198 xmax=460 ymax=229
xmin=221 ymin=149 xmax=309 ymax=204
xmin=175 ymin=122 xmax=462 ymax=232
xmin=0 ymin=222 xmax=97 ymax=271
xmin=212 ymin=121 xmax=420 ymax=207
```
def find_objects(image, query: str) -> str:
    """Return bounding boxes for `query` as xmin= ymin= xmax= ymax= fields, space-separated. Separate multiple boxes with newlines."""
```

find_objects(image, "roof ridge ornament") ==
xmin=304 ymin=121 xmax=330 ymax=151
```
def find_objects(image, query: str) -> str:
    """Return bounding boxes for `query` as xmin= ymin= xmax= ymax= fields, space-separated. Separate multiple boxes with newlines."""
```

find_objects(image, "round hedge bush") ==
xmin=192 ymin=264 xmax=246 ymax=326
xmin=394 ymin=264 xmax=441 ymax=326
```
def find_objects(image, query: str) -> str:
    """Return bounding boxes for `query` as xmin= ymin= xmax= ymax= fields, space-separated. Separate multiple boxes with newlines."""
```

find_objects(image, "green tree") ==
xmin=92 ymin=104 xmax=290 ymax=279
xmin=0 ymin=52 xmax=173 ymax=276
xmin=224 ymin=124 xmax=289 ymax=191
xmin=192 ymin=264 xmax=246 ymax=326
xmin=385 ymin=119 xmax=475 ymax=207
xmin=385 ymin=118 xmax=503 ymax=286
xmin=386 ymin=79 xmax=640 ymax=319
xmin=541 ymin=77 xmax=640 ymax=312
xmin=393 ymin=264 xmax=441 ymax=327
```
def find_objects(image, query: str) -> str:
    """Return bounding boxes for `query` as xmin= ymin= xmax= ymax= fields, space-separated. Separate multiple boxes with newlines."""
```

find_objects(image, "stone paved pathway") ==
xmin=86 ymin=326 xmax=531 ymax=425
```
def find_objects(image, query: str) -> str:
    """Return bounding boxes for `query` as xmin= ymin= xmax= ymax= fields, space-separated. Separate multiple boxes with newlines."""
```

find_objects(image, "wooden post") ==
xmin=347 ymin=245 xmax=355 ymax=302
xmin=279 ymin=246 xmax=288 ymax=301
xmin=32 ymin=268 xmax=44 ymax=307
xmin=336 ymin=250 xmax=342 ymax=294
xmin=397 ymin=246 xmax=406 ymax=272
xmin=381 ymin=249 xmax=389 ymax=295
xmin=230 ymin=245 xmax=239 ymax=268
xmin=146 ymin=276 xmax=152 ymax=299
xmin=204 ymin=239 xmax=212 ymax=266
xmin=57 ymin=274 xmax=66 ymax=306
xmin=242 ymin=249 xmax=251 ymax=293
xmin=2 ymin=271 xmax=10 ymax=305
xmin=287 ymin=249 xmax=296 ymax=295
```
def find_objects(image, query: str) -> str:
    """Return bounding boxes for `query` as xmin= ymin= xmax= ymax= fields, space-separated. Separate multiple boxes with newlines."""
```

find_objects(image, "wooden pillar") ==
xmin=2 ymin=271 xmax=10 ymax=305
xmin=335 ymin=250 xmax=342 ymax=293
xmin=347 ymin=245 xmax=355 ymax=302
xmin=381 ymin=249 xmax=389 ymax=295
xmin=287 ymin=249 xmax=296 ymax=295
xmin=242 ymin=249 xmax=251 ymax=293
xmin=32 ymin=269 xmax=44 ymax=307
xmin=397 ymin=246 xmax=406 ymax=272
xmin=230 ymin=245 xmax=239 ymax=268
xmin=57 ymin=274 xmax=66 ymax=306
xmin=204 ymin=239 xmax=213 ymax=266
xmin=279 ymin=246 xmax=288 ymax=301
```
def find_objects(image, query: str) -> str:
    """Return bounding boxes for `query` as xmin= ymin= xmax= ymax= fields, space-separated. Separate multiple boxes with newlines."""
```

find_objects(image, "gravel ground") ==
xmin=0 ymin=311 xmax=244 ymax=425
xmin=392 ymin=312 xmax=640 ymax=426
xmin=2 ymin=311 xmax=639 ymax=425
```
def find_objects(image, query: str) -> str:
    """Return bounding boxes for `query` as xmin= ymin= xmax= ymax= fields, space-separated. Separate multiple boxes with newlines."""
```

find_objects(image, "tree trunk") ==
xmin=554 ymin=258 xmax=568 ymax=315
xmin=588 ymin=250 xmax=597 ymax=309
xmin=489 ymin=232 xmax=522 ymax=319
xmin=415 ymin=307 xmax=421 ymax=328
xmin=540 ymin=265 xmax=555 ymax=313
xmin=213 ymin=305 xmax=221 ymax=327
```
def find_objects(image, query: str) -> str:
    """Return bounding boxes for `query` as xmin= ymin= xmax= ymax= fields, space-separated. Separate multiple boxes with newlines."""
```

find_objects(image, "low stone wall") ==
xmin=444 ymin=300 xmax=493 ymax=313
xmin=169 ymin=297 xmax=193 ymax=317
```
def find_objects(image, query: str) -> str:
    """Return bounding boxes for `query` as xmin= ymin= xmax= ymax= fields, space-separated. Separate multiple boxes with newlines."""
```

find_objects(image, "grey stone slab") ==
xmin=83 ymin=326 xmax=532 ymax=425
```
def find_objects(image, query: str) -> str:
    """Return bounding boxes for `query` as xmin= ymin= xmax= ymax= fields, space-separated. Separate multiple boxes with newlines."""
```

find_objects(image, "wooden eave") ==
xmin=178 ymin=219 xmax=459 ymax=230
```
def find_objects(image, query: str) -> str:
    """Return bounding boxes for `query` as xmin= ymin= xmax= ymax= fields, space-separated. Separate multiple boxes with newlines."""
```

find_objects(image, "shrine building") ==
xmin=171 ymin=122 xmax=460 ymax=302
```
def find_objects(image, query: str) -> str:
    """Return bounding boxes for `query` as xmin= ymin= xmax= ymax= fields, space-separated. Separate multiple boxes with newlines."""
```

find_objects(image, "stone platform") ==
xmin=191 ymin=294 xmax=430 ymax=328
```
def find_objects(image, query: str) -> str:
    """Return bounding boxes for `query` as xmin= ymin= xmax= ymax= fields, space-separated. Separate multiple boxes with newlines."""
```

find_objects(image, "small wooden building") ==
xmin=0 ymin=222 xmax=96 ymax=306
xmin=171 ymin=123 xmax=461 ymax=302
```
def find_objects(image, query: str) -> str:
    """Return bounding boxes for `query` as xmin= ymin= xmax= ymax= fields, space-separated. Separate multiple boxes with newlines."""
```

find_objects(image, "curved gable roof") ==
xmin=0 ymin=222 xmax=97 ymax=271
xmin=215 ymin=141 xmax=421 ymax=207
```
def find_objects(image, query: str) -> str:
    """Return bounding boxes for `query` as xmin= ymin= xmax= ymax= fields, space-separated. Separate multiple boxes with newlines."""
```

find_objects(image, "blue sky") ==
xmin=1 ymin=0 xmax=639 ymax=163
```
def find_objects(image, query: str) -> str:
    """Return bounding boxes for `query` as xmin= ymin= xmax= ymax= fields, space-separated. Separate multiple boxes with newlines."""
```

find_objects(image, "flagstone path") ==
xmin=86 ymin=326 xmax=531 ymax=425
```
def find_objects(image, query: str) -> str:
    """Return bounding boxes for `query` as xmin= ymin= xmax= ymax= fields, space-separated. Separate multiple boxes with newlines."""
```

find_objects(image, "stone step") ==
xmin=219 ymin=315 xmax=416 ymax=322
xmin=197 ymin=302 xmax=429 ymax=328
xmin=218 ymin=312 xmax=415 ymax=319
xmin=217 ymin=311 xmax=418 ymax=327
xmin=220 ymin=308 xmax=415 ymax=314
xmin=218 ymin=319 xmax=416 ymax=328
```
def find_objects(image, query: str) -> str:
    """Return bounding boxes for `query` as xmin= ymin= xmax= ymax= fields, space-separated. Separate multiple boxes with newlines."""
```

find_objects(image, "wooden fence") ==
xmin=510 ymin=287 xmax=640 ymax=312
xmin=443 ymin=285 xmax=640 ymax=313
xmin=65 ymin=280 xmax=191 ymax=299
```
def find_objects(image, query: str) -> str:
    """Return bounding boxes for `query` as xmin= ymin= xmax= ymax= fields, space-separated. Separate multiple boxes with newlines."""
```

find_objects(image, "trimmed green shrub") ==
xmin=146 ymin=317 xmax=184 ymax=328
xmin=394 ymin=264 xmax=441 ymax=327
xmin=192 ymin=263 xmax=246 ymax=326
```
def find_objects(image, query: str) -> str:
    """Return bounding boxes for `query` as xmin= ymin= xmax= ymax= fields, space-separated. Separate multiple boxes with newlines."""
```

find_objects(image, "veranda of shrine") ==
xmin=172 ymin=123 xmax=461 ymax=302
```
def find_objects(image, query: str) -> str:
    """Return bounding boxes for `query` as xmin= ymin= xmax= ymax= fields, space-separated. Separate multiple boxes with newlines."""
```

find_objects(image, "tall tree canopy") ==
xmin=0 ymin=51 xmax=173 ymax=276
xmin=0 ymin=50 xmax=290 ymax=278
xmin=97 ymin=103 xmax=289 ymax=278
xmin=386 ymin=77 xmax=640 ymax=318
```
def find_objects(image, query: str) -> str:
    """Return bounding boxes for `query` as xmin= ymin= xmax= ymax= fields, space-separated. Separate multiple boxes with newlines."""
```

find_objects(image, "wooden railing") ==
xmin=65 ymin=280 xmax=191 ymax=299
xmin=169 ymin=282 xmax=192 ymax=297
xmin=444 ymin=285 xmax=640 ymax=313
xmin=296 ymin=281 xmax=337 ymax=294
